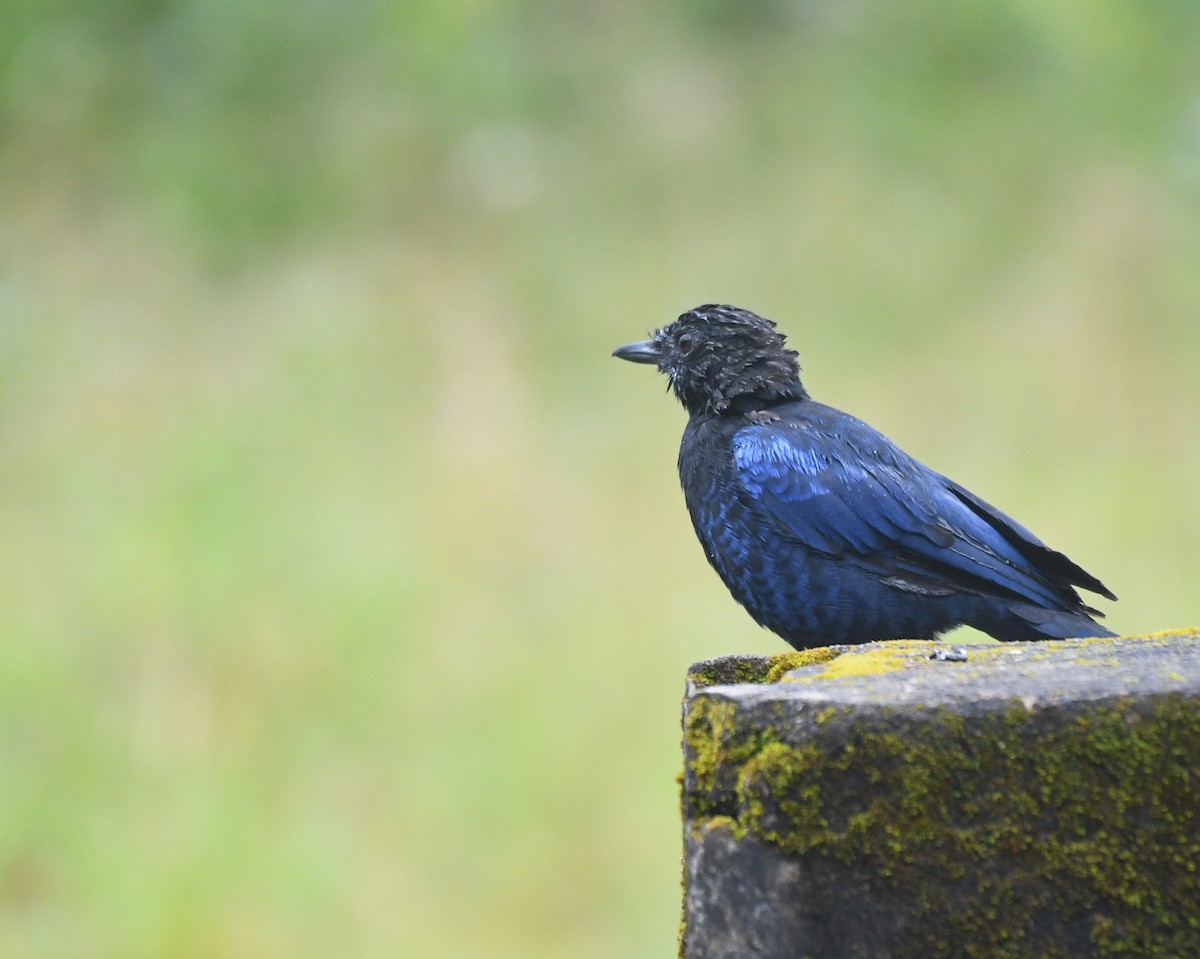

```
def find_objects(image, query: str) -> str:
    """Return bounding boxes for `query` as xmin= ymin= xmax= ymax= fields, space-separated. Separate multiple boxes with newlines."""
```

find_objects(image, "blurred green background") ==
xmin=2 ymin=1 xmax=1199 ymax=956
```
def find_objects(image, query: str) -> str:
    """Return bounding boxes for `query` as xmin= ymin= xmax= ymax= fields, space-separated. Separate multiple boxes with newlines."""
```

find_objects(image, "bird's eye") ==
xmin=677 ymin=333 xmax=695 ymax=355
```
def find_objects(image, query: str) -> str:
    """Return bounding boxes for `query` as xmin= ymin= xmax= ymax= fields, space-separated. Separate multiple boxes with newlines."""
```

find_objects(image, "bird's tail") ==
xmin=1009 ymin=601 xmax=1117 ymax=640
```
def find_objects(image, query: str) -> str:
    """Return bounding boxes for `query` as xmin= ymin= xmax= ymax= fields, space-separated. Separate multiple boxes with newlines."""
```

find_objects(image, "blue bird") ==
xmin=613 ymin=304 xmax=1117 ymax=648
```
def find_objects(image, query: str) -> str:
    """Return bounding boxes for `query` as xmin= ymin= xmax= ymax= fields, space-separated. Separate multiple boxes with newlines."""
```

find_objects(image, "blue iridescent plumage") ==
xmin=615 ymin=304 xmax=1116 ymax=649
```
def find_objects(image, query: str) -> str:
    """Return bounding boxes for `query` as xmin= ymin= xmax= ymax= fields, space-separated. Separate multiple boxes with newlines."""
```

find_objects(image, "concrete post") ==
xmin=680 ymin=630 xmax=1200 ymax=959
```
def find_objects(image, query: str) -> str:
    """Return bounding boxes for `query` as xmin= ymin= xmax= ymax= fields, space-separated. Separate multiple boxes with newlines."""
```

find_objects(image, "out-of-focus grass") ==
xmin=1 ymin=2 xmax=1199 ymax=957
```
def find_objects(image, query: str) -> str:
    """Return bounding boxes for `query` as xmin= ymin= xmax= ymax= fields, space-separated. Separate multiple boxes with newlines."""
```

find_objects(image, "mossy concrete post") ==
xmin=680 ymin=629 xmax=1200 ymax=959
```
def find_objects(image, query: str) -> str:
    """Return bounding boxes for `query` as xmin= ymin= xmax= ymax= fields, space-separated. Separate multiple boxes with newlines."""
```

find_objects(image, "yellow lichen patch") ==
xmin=1095 ymin=626 xmax=1200 ymax=644
xmin=803 ymin=640 xmax=936 ymax=681
xmin=688 ymin=814 xmax=738 ymax=842
xmin=763 ymin=647 xmax=842 ymax=683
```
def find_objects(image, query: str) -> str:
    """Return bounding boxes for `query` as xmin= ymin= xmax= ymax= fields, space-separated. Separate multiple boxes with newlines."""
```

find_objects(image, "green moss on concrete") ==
xmin=683 ymin=695 xmax=770 ymax=817
xmin=686 ymin=689 xmax=1200 ymax=956
xmin=688 ymin=648 xmax=846 ymax=690
xmin=684 ymin=696 xmax=740 ymax=798
xmin=686 ymin=656 xmax=772 ymax=690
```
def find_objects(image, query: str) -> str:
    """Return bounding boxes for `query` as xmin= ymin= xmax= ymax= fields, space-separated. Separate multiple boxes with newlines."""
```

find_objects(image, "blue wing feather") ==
xmin=732 ymin=412 xmax=1074 ymax=610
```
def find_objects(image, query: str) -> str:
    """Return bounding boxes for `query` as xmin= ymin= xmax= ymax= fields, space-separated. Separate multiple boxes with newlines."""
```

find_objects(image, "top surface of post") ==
xmin=687 ymin=629 xmax=1200 ymax=708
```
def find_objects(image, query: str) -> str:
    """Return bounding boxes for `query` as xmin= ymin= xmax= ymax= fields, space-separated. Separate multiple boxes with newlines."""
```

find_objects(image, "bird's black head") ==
xmin=613 ymin=304 xmax=808 ymax=417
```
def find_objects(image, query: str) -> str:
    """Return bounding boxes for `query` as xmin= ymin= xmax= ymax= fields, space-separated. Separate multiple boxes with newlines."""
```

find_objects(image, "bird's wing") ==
xmin=732 ymin=415 xmax=1089 ymax=609
xmin=941 ymin=478 xmax=1116 ymax=601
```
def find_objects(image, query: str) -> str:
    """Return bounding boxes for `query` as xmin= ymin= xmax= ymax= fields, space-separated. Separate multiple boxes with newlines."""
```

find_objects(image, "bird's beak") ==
xmin=612 ymin=339 xmax=662 ymax=364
